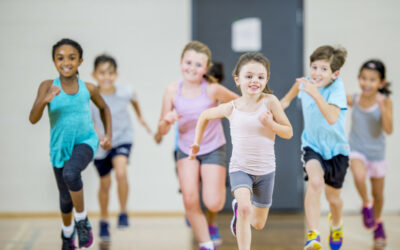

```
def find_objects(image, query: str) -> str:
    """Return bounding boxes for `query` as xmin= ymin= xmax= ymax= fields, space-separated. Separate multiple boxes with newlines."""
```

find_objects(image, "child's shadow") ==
xmin=99 ymin=241 xmax=111 ymax=250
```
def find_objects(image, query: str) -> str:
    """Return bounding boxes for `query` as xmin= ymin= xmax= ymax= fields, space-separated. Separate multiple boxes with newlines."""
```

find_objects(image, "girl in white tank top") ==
xmin=190 ymin=53 xmax=293 ymax=249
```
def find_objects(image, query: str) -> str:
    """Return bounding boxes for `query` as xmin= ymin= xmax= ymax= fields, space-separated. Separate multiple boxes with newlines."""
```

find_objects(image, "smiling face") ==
xmin=180 ymin=50 xmax=209 ymax=83
xmin=309 ymin=59 xmax=339 ymax=88
xmin=92 ymin=62 xmax=118 ymax=91
xmin=358 ymin=68 xmax=384 ymax=97
xmin=235 ymin=62 xmax=268 ymax=96
xmin=53 ymin=45 xmax=82 ymax=78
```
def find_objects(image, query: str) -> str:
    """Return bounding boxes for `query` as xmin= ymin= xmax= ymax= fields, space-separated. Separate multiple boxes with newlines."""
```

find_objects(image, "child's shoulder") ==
xmin=165 ymin=81 xmax=179 ymax=93
xmin=84 ymin=81 xmax=97 ymax=91
xmin=262 ymin=93 xmax=279 ymax=103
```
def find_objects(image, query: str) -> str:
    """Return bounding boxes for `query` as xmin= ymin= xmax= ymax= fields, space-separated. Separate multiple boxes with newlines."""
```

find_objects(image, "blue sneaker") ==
xmin=99 ymin=220 xmax=110 ymax=242
xmin=304 ymin=230 xmax=322 ymax=250
xmin=230 ymin=199 xmax=238 ymax=237
xmin=75 ymin=217 xmax=93 ymax=248
xmin=328 ymin=213 xmax=343 ymax=250
xmin=118 ymin=213 xmax=129 ymax=228
xmin=209 ymin=225 xmax=222 ymax=246
xmin=61 ymin=229 xmax=76 ymax=250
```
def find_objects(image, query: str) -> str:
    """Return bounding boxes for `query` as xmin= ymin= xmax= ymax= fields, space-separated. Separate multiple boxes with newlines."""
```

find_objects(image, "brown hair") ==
xmin=310 ymin=45 xmax=347 ymax=72
xmin=181 ymin=41 xmax=217 ymax=83
xmin=232 ymin=52 xmax=272 ymax=94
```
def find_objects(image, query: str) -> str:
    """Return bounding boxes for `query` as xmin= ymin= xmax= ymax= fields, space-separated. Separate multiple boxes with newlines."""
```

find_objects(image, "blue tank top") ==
xmin=48 ymin=78 xmax=98 ymax=167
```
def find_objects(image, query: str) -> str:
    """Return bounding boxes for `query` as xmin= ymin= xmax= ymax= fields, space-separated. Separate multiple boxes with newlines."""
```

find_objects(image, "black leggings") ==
xmin=53 ymin=144 xmax=93 ymax=213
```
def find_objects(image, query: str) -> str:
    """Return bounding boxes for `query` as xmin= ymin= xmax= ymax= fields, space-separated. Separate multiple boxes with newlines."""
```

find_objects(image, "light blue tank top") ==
xmin=48 ymin=78 xmax=98 ymax=168
xmin=349 ymin=95 xmax=385 ymax=161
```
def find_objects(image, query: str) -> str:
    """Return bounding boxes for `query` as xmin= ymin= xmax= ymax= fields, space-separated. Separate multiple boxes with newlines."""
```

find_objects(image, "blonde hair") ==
xmin=232 ymin=52 xmax=272 ymax=94
xmin=181 ymin=41 xmax=217 ymax=83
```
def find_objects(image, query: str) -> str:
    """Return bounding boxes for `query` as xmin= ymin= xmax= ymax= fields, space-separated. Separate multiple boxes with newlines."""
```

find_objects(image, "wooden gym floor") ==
xmin=0 ymin=213 xmax=399 ymax=249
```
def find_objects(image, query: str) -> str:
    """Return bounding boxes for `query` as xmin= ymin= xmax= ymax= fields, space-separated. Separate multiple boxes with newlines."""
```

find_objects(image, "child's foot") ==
xmin=61 ymin=230 xmax=76 ymax=250
xmin=304 ymin=230 xmax=322 ymax=250
xmin=230 ymin=199 xmax=238 ymax=237
xmin=99 ymin=220 xmax=110 ymax=242
xmin=362 ymin=203 xmax=375 ymax=229
xmin=328 ymin=213 xmax=344 ymax=250
xmin=75 ymin=217 xmax=94 ymax=248
xmin=118 ymin=212 xmax=129 ymax=228
xmin=208 ymin=225 xmax=222 ymax=246
xmin=373 ymin=222 xmax=386 ymax=249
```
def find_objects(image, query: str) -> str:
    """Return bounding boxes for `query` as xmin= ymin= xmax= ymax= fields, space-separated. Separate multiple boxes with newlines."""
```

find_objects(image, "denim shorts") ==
xmin=176 ymin=144 xmax=226 ymax=167
xmin=230 ymin=170 xmax=275 ymax=208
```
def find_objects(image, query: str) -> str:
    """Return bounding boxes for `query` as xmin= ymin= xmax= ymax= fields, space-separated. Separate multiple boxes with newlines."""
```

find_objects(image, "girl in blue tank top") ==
xmin=347 ymin=60 xmax=393 ymax=248
xmin=29 ymin=38 xmax=112 ymax=249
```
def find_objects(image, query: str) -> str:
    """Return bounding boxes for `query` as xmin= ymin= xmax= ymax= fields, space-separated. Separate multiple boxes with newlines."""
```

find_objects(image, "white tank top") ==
xmin=229 ymin=99 xmax=276 ymax=175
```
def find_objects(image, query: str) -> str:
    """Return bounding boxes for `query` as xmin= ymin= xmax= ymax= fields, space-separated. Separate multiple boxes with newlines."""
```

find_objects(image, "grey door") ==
xmin=192 ymin=0 xmax=304 ymax=210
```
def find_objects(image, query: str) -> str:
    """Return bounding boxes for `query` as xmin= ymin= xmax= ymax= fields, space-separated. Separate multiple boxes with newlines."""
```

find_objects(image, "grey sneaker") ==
xmin=75 ymin=217 xmax=93 ymax=248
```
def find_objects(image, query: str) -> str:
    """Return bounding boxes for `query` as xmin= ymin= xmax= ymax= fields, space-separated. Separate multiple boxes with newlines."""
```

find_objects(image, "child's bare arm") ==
xmin=376 ymin=94 xmax=393 ymax=134
xmin=261 ymin=95 xmax=293 ymax=139
xmin=131 ymin=92 xmax=152 ymax=134
xmin=211 ymin=84 xmax=239 ymax=103
xmin=29 ymin=80 xmax=58 ymax=124
xmin=87 ymin=83 xmax=112 ymax=150
xmin=156 ymin=83 xmax=178 ymax=138
xmin=298 ymin=78 xmax=340 ymax=125
xmin=189 ymin=103 xmax=233 ymax=159
xmin=280 ymin=81 xmax=300 ymax=109
xmin=346 ymin=94 xmax=353 ymax=107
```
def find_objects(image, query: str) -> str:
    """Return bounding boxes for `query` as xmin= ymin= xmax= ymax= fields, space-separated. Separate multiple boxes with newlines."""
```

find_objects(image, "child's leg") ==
xmin=53 ymin=167 xmax=74 ymax=225
xmin=370 ymin=177 xmax=385 ymax=220
xmin=325 ymin=185 xmax=343 ymax=227
xmin=251 ymin=207 xmax=269 ymax=230
xmin=201 ymin=164 xmax=226 ymax=213
xmin=112 ymin=155 xmax=129 ymax=213
xmin=177 ymin=158 xmax=210 ymax=243
xmin=63 ymin=144 xmax=93 ymax=213
xmin=304 ymin=160 xmax=325 ymax=230
xmin=350 ymin=158 xmax=370 ymax=205
xmin=98 ymin=174 xmax=111 ymax=220
xmin=206 ymin=209 xmax=217 ymax=225
xmin=234 ymin=187 xmax=253 ymax=250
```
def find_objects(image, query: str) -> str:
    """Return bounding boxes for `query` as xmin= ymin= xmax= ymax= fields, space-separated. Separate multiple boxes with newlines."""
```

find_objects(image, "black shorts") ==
xmin=302 ymin=147 xmax=349 ymax=189
xmin=94 ymin=144 xmax=132 ymax=177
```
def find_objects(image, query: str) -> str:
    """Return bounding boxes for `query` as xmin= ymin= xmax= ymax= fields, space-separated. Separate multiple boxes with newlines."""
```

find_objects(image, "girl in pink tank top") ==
xmin=154 ymin=41 xmax=238 ymax=250
xmin=190 ymin=53 xmax=293 ymax=250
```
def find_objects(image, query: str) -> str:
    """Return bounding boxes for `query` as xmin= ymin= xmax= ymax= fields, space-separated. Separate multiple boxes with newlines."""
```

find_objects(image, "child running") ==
xmin=281 ymin=45 xmax=349 ymax=250
xmin=29 ymin=38 xmax=112 ymax=250
xmin=155 ymin=41 xmax=238 ymax=250
xmin=90 ymin=54 xmax=151 ymax=242
xmin=347 ymin=60 xmax=393 ymax=249
xmin=190 ymin=52 xmax=293 ymax=250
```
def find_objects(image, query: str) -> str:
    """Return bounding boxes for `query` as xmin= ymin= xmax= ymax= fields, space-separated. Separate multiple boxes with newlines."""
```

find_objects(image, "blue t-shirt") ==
xmin=298 ymin=77 xmax=349 ymax=160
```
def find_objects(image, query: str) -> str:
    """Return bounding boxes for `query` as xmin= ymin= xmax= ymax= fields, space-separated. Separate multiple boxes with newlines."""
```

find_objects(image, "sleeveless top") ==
xmin=229 ymin=99 xmax=276 ymax=175
xmin=48 ymin=78 xmax=98 ymax=167
xmin=91 ymin=85 xmax=135 ymax=159
xmin=174 ymin=78 xmax=226 ymax=155
xmin=349 ymin=94 xmax=385 ymax=161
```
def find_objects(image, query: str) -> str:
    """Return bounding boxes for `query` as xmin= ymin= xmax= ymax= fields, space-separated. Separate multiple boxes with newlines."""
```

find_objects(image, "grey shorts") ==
xmin=176 ymin=144 xmax=227 ymax=167
xmin=230 ymin=171 xmax=275 ymax=208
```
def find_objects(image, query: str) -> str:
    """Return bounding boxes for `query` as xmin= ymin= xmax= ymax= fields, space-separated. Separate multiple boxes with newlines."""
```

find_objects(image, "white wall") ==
xmin=0 ymin=0 xmax=190 ymax=213
xmin=0 ymin=0 xmax=399 ymax=214
xmin=305 ymin=0 xmax=400 ymax=212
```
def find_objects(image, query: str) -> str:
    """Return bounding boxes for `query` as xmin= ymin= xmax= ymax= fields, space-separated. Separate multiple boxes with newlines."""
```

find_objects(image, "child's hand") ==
xmin=44 ymin=86 xmax=61 ymax=104
xmin=298 ymin=77 xmax=318 ymax=98
xmin=189 ymin=144 xmax=200 ymax=160
xmin=258 ymin=111 xmax=275 ymax=129
xmin=139 ymin=117 xmax=152 ymax=134
xmin=154 ymin=131 xmax=162 ymax=144
xmin=100 ymin=135 xmax=112 ymax=150
xmin=375 ymin=92 xmax=386 ymax=105
xmin=163 ymin=111 xmax=183 ymax=125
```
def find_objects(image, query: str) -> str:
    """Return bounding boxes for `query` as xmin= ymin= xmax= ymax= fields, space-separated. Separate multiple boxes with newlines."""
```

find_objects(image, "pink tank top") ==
xmin=174 ymin=79 xmax=226 ymax=155
xmin=229 ymin=99 xmax=275 ymax=175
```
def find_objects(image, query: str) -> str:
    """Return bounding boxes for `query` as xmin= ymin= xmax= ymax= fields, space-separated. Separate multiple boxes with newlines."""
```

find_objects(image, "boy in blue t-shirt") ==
xmin=281 ymin=45 xmax=349 ymax=250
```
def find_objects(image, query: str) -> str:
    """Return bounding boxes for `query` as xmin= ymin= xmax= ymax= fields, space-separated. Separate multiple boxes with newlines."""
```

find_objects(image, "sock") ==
xmin=331 ymin=221 xmax=343 ymax=230
xmin=74 ymin=210 xmax=87 ymax=222
xmin=62 ymin=221 xmax=75 ymax=238
xmin=308 ymin=229 xmax=320 ymax=235
xmin=199 ymin=241 xmax=214 ymax=249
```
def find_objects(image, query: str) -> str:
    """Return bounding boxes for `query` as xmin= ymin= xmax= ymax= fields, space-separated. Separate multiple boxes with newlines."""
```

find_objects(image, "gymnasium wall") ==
xmin=0 ymin=0 xmax=398 ymax=214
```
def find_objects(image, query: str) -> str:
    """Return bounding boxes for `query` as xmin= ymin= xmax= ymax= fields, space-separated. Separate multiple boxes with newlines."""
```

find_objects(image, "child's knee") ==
xmin=115 ymin=171 xmax=127 ymax=182
xmin=62 ymin=169 xmax=82 ymax=191
xmin=308 ymin=176 xmax=324 ymax=192
xmin=327 ymin=195 xmax=342 ymax=208
xmin=252 ymin=220 xmax=266 ymax=230
xmin=238 ymin=204 xmax=252 ymax=219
